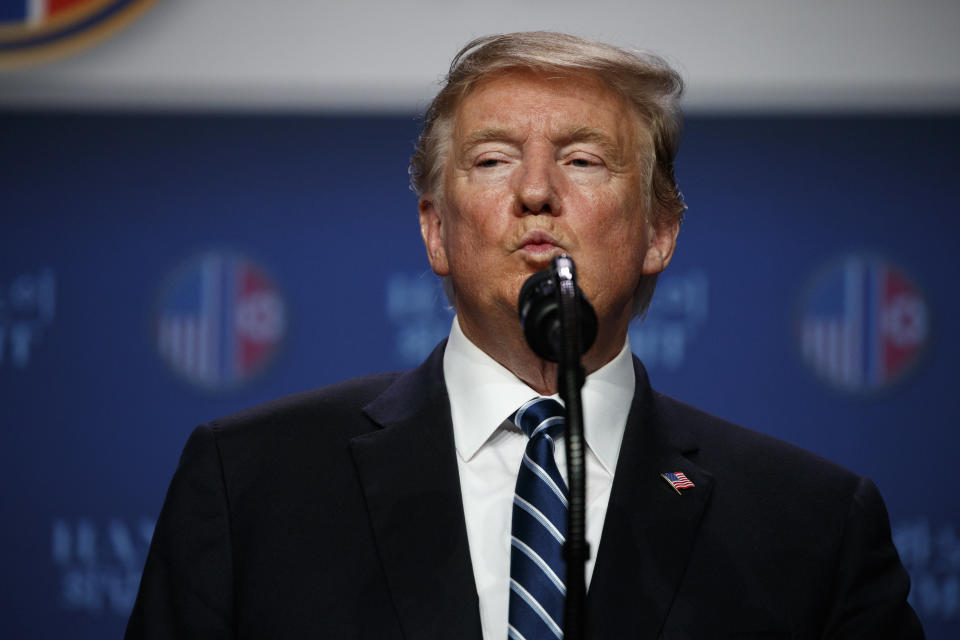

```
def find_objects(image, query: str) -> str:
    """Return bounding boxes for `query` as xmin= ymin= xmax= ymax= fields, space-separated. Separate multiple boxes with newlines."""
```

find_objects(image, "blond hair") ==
xmin=410 ymin=32 xmax=687 ymax=316
xmin=410 ymin=31 xmax=686 ymax=228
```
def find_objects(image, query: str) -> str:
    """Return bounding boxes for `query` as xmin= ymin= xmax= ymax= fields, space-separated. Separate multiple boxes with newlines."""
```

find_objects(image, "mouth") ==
xmin=516 ymin=229 xmax=563 ymax=258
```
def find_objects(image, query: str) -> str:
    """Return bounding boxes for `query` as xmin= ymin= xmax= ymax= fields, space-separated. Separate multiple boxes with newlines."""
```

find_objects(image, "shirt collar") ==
xmin=444 ymin=316 xmax=634 ymax=474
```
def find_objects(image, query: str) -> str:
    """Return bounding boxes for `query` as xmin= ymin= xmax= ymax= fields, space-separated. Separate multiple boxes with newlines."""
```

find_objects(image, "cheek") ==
xmin=442 ymin=209 xmax=496 ymax=267
xmin=449 ymin=192 xmax=511 ymax=243
xmin=577 ymin=196 xmax=648 ymax=279
xmin=579 ymin=189 xmax=644 ymax=239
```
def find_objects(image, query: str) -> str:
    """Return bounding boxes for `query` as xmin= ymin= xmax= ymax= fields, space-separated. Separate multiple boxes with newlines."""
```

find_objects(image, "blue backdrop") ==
xmin=1 ymin=112 xmax=957 ymax=638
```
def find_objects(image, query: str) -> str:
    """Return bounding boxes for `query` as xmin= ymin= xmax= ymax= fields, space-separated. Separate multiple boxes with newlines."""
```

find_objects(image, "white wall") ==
xmin=2 ymin=0 xmax=958 ymax=113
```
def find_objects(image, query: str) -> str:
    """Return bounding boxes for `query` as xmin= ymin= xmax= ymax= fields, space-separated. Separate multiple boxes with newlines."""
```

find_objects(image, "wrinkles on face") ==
xmin=419 ymin=69 xmax=672 ymax=393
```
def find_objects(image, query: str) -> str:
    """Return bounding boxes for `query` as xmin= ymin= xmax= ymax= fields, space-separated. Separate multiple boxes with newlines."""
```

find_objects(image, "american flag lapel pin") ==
xmin=661 ymin=471 xmax=695 ymax=495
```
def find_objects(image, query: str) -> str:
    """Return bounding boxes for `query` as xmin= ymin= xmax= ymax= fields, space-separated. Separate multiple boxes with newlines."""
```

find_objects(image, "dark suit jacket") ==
xmin=126 ymin=342 xmax=923 ymax=639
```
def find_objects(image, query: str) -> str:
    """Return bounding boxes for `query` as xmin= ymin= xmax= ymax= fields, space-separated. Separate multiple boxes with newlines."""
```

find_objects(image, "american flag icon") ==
xmin=156 ymin=252 xmax=285 ymax=389
xmin=799 ymin=255 xmax=929 ymax=392
xmin=1 ymin=1 xmax=157 ymax=71
xmin=661 ymin=471 xmax=695 ymax=493
xmin=1 ymin=0 xmax=91 ymax=27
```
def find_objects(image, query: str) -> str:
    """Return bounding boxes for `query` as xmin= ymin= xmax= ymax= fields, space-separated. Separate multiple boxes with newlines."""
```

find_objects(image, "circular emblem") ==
xmin=0 ymin=0 xmax=156 ymax=70
xmin=155 ymin=251 xmax=286 ymax=391
xmin=797 ymin=254 xmax=930 ymax=393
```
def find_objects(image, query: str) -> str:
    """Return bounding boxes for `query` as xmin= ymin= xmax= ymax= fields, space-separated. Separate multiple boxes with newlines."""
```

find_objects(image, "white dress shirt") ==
xmin=443 ymin=317 xmax=635 ymax=640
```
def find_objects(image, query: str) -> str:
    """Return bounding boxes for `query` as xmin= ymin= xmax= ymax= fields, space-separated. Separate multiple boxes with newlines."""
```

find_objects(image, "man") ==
xmin=126 ymin=32 xmax=923 ymax=639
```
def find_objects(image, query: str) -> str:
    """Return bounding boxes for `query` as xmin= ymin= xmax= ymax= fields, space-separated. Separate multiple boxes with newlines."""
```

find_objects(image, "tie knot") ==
xmin=512 ymin=397 xmax=565 ymax=439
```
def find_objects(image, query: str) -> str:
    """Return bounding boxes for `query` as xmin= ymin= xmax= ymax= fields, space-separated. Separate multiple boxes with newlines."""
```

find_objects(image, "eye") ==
xmin=477 ymin=158 xmax=502 ymax=168
xmin=566 ymin=153 xmax=603 ymax=169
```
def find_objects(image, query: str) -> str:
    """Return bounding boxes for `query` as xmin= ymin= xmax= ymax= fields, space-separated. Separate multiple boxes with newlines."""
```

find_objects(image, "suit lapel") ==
xmin=587 ymin=357 xmax=714 ymax=638
xmin=349 ymin=342 xmax=482 ymax=640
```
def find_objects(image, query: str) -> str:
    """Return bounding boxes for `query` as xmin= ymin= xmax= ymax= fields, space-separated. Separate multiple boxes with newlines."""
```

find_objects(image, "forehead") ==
xmin=451 ymin=69 xmax=641 ymax=146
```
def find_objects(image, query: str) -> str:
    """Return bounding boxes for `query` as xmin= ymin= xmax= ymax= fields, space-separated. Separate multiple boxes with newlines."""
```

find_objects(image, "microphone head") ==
xmin=518 ymin=263 xmax=598 ymax=362
xmin=518 ymin=269 xmax=561 ymax=361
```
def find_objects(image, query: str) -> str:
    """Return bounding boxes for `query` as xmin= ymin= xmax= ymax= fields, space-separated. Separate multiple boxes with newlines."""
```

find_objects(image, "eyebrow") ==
xmin=556 ymin=126 xmax=623 ymax=161
xmin=460 ymin=127 xmax=521 ymax=150
xmin=461 ymin=126 xmax=622 ymax=156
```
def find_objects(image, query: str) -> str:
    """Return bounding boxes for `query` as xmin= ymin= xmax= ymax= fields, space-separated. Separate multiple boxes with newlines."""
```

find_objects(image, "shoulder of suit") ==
xmin=651 ymin=389 xmax=861 ymax=491
xmin=202 ymin=371 xmax=404 ymax=442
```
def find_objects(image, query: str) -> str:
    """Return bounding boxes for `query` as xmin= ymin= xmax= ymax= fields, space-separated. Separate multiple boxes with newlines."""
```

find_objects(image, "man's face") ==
xmin=420 ymin=70 xmax=677 ymax=344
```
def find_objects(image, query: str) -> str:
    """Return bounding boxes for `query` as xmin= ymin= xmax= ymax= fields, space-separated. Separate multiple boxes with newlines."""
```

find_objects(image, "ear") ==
xmin=419 ymin=195 xmax=450 ymax=276
xmin=641 ymin=217 xmax=680 ymax=276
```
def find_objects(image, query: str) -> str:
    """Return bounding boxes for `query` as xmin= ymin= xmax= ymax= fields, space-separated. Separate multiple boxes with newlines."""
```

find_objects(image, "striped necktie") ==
xmin=508 ymin=397 xmax=568 ymax=640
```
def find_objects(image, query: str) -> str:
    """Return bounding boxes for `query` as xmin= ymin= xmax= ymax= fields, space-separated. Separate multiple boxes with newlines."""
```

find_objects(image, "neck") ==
xmin=456 ymin=311 xmax=627 ymax=396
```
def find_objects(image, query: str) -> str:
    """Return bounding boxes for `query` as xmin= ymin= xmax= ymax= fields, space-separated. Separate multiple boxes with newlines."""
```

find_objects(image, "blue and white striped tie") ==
xmin=508 ymin=397 xmax=568 ymax=640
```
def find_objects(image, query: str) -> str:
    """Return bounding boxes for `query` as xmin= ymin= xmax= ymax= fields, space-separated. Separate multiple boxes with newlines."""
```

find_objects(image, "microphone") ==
xmin=517 ymin=254 xmax=595 ymax=640
xmin=517 ymin=255 xmax=598 ymax=362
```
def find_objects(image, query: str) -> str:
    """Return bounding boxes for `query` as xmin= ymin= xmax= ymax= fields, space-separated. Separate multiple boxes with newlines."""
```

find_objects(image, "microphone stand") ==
xmin=553 ymin=256 xmax=588 ymax=640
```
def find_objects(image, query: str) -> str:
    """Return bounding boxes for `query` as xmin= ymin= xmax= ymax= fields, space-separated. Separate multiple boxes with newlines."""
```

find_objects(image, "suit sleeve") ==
xmin=822 ymin=476 xmax=925 ymax=639
xmin=125 ymin=425 xmax=236 ymax=640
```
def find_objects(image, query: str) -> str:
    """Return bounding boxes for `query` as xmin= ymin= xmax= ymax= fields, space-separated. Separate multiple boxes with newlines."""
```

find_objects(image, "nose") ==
xmin=516 ymin=150 xmax=559 ymax=216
